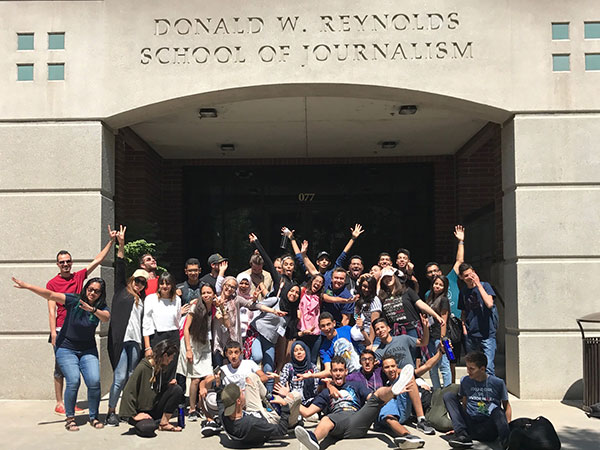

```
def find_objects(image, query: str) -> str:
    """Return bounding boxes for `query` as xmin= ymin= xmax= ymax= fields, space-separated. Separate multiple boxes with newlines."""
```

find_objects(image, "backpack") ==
xmin=508 ymin=416 xmax=561 ymax=450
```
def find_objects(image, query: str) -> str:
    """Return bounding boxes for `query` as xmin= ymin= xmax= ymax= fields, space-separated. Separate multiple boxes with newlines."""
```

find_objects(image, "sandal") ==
xmin=89 ymin=419 xmax=104 ymax=429
xmin=65 ymin=417 xmax=79 ymax=432
xmin=159 ymin=422 xmax=182 ymax=432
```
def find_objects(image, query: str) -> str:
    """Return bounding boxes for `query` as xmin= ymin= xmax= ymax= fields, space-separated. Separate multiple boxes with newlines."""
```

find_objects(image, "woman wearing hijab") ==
xmin=279 ymin=340 xmax=319 ymax=406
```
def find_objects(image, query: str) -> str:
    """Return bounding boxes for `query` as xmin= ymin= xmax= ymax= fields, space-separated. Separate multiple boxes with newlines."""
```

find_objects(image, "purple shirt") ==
xmin=346 ymin=366 xmax=384 ymax=392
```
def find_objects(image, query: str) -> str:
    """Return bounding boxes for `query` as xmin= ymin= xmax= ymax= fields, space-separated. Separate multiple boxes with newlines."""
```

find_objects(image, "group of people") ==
xmin=12 ymin=222 xmax=511 ymax=449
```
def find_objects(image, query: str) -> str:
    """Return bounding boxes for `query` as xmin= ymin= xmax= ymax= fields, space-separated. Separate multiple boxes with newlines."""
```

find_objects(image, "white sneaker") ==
xmin=392 ymin=364 xmax=415 ymax=395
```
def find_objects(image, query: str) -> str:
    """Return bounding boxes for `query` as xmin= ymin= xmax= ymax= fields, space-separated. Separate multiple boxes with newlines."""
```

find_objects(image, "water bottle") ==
xmin=177 ymin=403 xmax=185 ymax=428
xmin=280 ymin=227 xmax=290 ymax=249
xmin=442 ymin=337 xmax=456 ymax=362
xmin=268 ymin=394 xmax=281 ymax=414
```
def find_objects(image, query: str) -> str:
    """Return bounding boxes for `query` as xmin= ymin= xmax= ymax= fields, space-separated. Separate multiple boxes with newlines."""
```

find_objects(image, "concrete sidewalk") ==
xmin=0 ymin=396 xmax=598 ymax=450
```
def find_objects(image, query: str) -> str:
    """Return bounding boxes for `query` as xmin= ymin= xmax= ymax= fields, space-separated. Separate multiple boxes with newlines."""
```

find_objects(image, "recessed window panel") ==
xmin=585 ymin=53 xmax=600 ymax=71
xmin=17 ymin=64 xmax=34 ymax=81
xmin=17 ymin=33 xmax=34 ymax=50
xmin=552 ymin=54 xmax=570 ymax=72
xmin=48 ymin=33 xmax=65 ymax=50
xmin=551 ymin=23 xmax=569 ymax=40
xmin=584 ymin=22 xmax=600 ymax=39
xmin=48 ymin=63 xmax=65 ymax=80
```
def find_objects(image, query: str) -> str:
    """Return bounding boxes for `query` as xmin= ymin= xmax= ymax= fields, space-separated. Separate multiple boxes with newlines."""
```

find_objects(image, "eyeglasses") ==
xmin=87 ymin=287 xmax=101 ymax=295
xmin=58 ymin=260 xmax=72 ymax=265
xmin=360 ymin=357 xmax=375 ymax=362
xmin=134 ymin=278 xmax=147 ymax=286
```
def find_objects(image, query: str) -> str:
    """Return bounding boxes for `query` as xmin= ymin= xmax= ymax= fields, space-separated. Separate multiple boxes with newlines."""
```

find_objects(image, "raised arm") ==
xmin=249 ymin=233 xmax=281 ymax=286
xmin=12 ymin=277 xmax=66 ymax=304
xmin=415 ymin=299 xmax=444 ymax=326
xmin=87 ymin=224 xmax=117 ymax=274
xmin=452 ymin=225 xmax=465 ymax=274
xmin=338 ymin=224 xmax=364 ymax=264
xmin=115 ymin=225 xmax=127 ymax=289
xmin=285 ymin=228 xmax=309 ymax=273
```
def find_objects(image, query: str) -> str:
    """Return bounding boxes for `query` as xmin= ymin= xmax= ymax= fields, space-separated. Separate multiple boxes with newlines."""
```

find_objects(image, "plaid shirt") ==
xmin=279 ymin=362 xmax=320 ymax=404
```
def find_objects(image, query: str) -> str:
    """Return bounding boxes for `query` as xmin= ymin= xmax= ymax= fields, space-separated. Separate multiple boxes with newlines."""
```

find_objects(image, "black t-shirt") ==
xmin=199 ymin=273 xmax=217 ymax=290
xmin=312 ymin=380 xmax=371 ymax=414
xmin=428 ymin=295 xmax=450 ymax=340
xmin=381 ymin=288 xmax=420 ymax=328
xmin=177 ymin=280 xmax=201 ymax=306
xmin=58 ymin=294 xmax=108 ymax=351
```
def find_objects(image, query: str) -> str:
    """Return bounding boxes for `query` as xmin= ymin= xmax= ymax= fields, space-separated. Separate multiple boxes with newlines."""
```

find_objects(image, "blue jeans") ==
xmin=55 ymin=346 xmax=101 ymax=419
xmin=108 ymin=341 xmax=141 ymax=409
xmin=428 ymin=339 xmax=452 ymax=389
xmin=251 ymin=334 xmax=276 ymax=391
xmin=465 ymin=335 xmax=497 ymax=376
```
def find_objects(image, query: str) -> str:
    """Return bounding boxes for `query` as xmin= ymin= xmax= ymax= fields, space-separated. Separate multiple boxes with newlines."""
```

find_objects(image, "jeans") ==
xmin=108 ymin=341 xmax=141 ymax=409
xmin=443 ymin=391 xmax=509 ymax=442
xmin=55 ymin=346 xmax=101 ymax=419
xmin=298 ymin=334 xmax=321 ymax=365
xmin=465 ymin=335 xmax=497 ymax=376
xmin=428 ymin=339 xmax=452 ymax=389
xmin=251 ymin=334 xmax=276 ymax=391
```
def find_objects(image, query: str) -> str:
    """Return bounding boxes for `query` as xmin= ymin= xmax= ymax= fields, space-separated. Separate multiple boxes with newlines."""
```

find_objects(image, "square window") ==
xmin=17 ymin=33 xmax=34 ymax=50
xmin=48 ymin=63 xmax=64 ymax=80
xmin=552 ymin=54 xmax=570 ymax=72
xmin=17 ymin=64 xmax=34 ymax=81
xmin=584 ymin=22 xmax=600 ymax=39
xmin=48 ymin=32 xmax=65 ymax=50
xmin=585 ymin=53 xmax=600 ymax=71
xmin=552 ymin=23 xmax=569 ymax=40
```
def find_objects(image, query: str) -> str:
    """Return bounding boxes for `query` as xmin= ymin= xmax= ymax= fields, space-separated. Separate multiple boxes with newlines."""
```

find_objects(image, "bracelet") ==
xmin=92 ymin=307 xmax=97 ymax=314
xmin=459 ymin=240 xmax=464 ymax=245
xmin=145 ymin=347 xmax=152 ymax=351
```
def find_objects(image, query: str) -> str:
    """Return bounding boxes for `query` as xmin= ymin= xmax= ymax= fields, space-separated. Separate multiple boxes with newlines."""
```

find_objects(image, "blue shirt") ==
xmin=295 ymin=251 xmax=348 ymax=290
xmin=459 ymin=375 xmax=508 ymax=418
xmin=322 ymin=286 xmax=355 ymax=327
xmin=319 ymin=325 xmax=358 ymax=363
xmin=458 ymin=282 xmax=498 ymax=338
xmin=312 ymin=380 xmax=371 ymax=414
xmin=57 ymin=293 xmax=108 ymax=351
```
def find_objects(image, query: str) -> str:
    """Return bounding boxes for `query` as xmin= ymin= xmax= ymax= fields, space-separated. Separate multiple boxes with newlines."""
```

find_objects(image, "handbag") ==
xmin=508 ymin=416 xmax=561 ymax=450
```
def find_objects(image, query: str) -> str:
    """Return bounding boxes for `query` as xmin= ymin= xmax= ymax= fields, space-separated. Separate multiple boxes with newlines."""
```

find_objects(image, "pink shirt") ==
xmin=298 ymin=291 xmax=320 ymax=335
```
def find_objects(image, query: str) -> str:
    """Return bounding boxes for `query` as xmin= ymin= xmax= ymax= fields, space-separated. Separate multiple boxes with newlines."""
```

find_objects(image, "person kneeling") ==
xmin=119 ymin=341 xmax=184 ymax=435
xmin=294 ymin=355 xmax=410 ymax=450
xmin=443 ymin=351 xmax=511 ymax=449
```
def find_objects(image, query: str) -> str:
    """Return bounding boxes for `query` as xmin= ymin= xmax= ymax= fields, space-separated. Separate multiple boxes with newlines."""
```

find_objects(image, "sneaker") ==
xmin=392 ymin=365 xmax=415 ymax=395
xmin=105 ymin=412 xmax=120 ymax=427
xmin=416 ymin=418 xmax=435 ymax=435
xmin=201 ymin=419 xmax=222 ymax=437
xmin=394 ymin=434 xmax=425 ymax=449
xmin=449 ymin=433 xmax=474 ymax=448
xmin=188 ymin=411 xmax=200 ymax=422
xmin=294 ymin=425 xmax=320 ymax=450
xmin=54 ymin=404 xmax=66 ymax=416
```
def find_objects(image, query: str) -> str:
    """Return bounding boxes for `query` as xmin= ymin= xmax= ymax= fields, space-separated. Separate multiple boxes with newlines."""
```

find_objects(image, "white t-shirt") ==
xmin=123 ymin=300 xmax=143 ymax=344
xmin=143 ymin=293 xmax=181 ymax=336
xmin=220 ymin=359 xmax=260 ymax=391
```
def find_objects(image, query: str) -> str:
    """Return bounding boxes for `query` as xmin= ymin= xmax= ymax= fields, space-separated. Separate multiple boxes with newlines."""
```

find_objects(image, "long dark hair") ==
xmin=355 ymin=274 xmax=377 ymax=311
xmin=306 ymin=273 xmax=325 ymax=297
xmin=426 ymin=275 xmax=449 ymax=305
xmin=188 ymin=285 xmax=212 ymax=345
xmin=74 ymin=277 xmax=107 ymax=323
xmin=148 ymin=340 xmax=179 ymax=384
xmin=378 ymin=274 xmax=406 ymax=302
xmin=157 ymin=271 xmax=177 ymax=301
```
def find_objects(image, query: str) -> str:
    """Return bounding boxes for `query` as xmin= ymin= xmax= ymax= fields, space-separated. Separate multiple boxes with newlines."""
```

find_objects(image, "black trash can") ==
xmin=576 ymin=313 xmax=600 ymax=411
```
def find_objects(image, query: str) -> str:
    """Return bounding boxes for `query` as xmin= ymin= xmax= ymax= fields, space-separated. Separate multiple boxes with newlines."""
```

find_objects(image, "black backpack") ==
xmin=508 ymin=416 xmax=561 ymax=450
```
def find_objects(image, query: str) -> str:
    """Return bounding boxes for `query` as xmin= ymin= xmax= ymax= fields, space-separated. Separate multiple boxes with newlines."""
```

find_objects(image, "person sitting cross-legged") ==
xmin=294 ymin=355 xmax=411 ymax=450
xmin=443 ymin=351 xmax=511 ymax=449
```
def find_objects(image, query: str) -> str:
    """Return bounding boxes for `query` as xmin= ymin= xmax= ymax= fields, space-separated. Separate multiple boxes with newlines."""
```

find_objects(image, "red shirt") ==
xmin=46 ymin=269 xmax=87 ymax=328
xmin=145 ymin=277 xmax=158 ymax=296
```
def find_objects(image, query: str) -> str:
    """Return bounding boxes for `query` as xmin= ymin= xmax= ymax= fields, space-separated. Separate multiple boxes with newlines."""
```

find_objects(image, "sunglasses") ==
xmin=58 ymin=260 xmax=72 ymax=265
xmin=134 ymin=277 xmax=147 ymax=286
xmin=87 ymin=287 xmax=102 ymax=295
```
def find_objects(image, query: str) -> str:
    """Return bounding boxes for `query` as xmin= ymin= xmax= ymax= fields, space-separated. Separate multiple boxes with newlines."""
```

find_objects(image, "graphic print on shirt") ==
xmin=329 ymin=385 xmax=362 ymax=413
xmin=467 ymin=385 xmax=495 ymax=416
xmin=383 ymin=295 xmax=407 ymax=323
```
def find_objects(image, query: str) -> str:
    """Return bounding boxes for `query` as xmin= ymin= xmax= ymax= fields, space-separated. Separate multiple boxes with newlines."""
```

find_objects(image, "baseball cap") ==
xmin=316 ymin=251 xmax=331 ymax=261
xmin=132 ymin=269 xmax=150 ymax=280
xmin=207 ymin=253 xmax=227 ymax=265
xmin=222 ymin=383 xmax=241 ymax=416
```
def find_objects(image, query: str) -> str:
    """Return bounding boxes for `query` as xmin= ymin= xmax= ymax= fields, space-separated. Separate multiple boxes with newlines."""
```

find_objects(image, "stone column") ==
xmin=502 ymin=114 xmax=600 ymax=399
xmin=0 ymin=121 xmax=114 ymax=399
